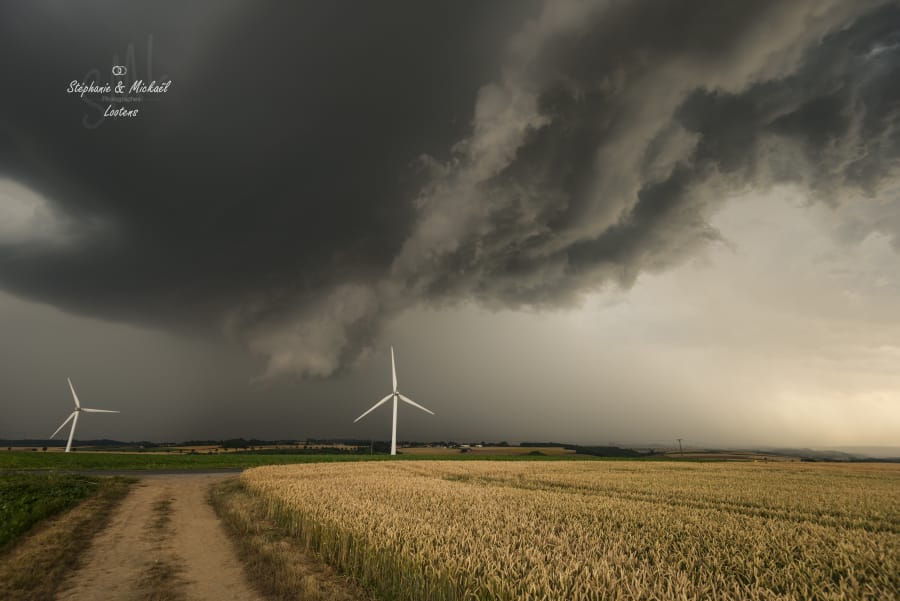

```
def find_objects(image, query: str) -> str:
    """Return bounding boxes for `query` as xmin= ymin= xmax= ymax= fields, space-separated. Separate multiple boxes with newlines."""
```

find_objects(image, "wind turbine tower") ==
xmin=50 ymin=378 xmax=120 ymax=453
xmin=354 ymin=347 xmax=434 ymax=455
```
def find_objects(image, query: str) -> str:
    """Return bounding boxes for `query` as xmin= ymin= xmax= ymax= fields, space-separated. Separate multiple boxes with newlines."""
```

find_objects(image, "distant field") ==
xmin=0 ymin=443 xmax=360 ymax=454
xmin=382 ymin=445 xmax=577 ymax=456
xmin=243 ymin=461 xmax=900 ymax=601
xmin=0 ymin=451 xmax=373 ymax=471
xmin=0 ymin=449 xmax=599 ymax=471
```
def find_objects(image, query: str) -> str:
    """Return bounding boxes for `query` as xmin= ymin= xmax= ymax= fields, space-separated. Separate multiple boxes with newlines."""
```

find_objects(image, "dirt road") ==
xmin=56 ymin=473 xmax=263 ymax=601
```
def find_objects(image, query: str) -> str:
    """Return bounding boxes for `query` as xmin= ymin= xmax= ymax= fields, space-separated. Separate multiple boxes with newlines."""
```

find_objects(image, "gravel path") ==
xmin=56 ymin=473 xmax=264 ymax=601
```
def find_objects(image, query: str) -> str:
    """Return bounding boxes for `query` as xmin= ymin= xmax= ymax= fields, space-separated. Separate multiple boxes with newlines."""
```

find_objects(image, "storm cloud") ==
xmin=1 ymin=0 xmax=898 ymax=379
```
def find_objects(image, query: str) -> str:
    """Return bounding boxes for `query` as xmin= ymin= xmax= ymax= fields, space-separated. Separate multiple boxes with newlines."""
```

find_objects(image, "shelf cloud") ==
xmin=0 ymin=0 xmax=898 ymax=380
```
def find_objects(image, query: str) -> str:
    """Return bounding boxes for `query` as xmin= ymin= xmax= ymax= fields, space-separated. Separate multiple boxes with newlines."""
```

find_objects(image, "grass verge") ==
xmin=209 ymin=478 xmax=373 ymax=601
xmin=0 ymin=475 xmax=133 ymax=601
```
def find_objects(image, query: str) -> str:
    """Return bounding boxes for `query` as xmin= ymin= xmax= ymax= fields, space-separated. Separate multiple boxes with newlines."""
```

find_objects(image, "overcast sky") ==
xmin=1 ymin=1 xmax=898 ymax=448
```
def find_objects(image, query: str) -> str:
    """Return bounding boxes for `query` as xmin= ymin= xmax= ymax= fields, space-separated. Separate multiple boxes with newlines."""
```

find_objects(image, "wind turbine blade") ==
xmin=67 ymin=377 xmax=81 ymax=408
xmin=353 ymin=394 xmax=393 ymax=423
xmin=398 ymin=393 xmax=435 ymax=415
xmin=51 ymin=412 xmax=76 ymax=439
xmin=67 ymin=412 xmax=79 ymax=453
xmin=391 ymin=346 xmax=397 ymax=392
xmin=81 ymin=408 xmax=120 ymax=413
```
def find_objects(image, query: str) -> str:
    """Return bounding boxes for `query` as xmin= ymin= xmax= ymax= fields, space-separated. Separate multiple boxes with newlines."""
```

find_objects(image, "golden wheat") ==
xmin=241 ymin=461 xmax=899 ymax=600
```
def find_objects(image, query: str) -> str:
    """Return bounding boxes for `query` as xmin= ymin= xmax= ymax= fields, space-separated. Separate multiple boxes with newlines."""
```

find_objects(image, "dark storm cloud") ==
xmin=0 ymin=1 xmax=533 ymax=364
xmin=394 ymin=1 xmax=900 ymax=303
xmin=1 ymin=0 xmax=898 ymax=377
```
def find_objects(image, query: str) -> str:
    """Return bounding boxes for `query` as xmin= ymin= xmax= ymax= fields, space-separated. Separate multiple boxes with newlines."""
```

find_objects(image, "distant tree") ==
xmin=572 ymin=445 xmax=640 ymax=458
xmin=222 ymin=438 xmax=250 ymax=449
xmin=360 ymin=441 xmax=391 ymax=454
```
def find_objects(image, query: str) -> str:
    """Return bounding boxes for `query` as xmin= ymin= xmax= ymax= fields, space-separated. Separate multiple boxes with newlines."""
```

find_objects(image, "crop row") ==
xmin=242 ymin=461 xmax=899 ymax=600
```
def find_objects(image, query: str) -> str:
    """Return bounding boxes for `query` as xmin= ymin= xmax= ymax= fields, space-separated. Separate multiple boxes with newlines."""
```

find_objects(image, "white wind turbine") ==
xmin=50 ymin=378 xmax=120 ymax=453
xmin=354 ymin=346 xmax=434 ymax=455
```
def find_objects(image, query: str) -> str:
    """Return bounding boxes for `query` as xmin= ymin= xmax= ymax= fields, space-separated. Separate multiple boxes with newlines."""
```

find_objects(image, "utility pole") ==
xmin=677 ymin=438 xmax=684 ymax=456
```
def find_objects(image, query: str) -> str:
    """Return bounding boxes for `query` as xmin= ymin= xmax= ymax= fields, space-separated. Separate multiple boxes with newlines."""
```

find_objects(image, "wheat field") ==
xmin=241 ymin=461 xmax=899 ymax=600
